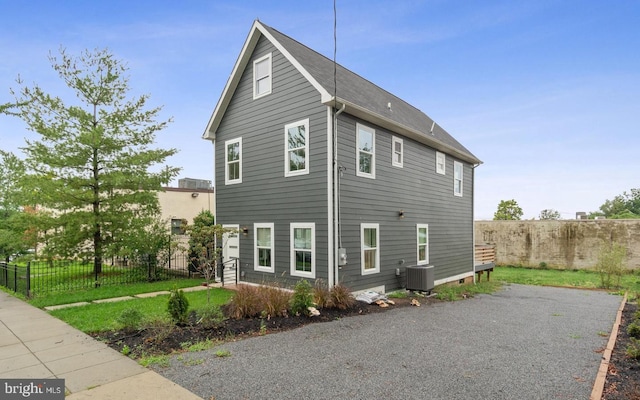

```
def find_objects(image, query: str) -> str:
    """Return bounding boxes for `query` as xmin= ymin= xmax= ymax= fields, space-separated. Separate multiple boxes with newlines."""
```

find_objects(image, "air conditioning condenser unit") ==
xmin=405 ymin=265 xmax=434 ymax=293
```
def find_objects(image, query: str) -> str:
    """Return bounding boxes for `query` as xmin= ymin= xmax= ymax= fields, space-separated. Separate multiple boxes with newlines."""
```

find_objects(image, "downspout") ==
xmin=332 ymin=102 xmax=346 ymax=288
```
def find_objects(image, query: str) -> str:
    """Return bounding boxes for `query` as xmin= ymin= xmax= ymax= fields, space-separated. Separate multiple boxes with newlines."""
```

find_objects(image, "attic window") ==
xmin=253 ymin=53 xmax=272 ymax=99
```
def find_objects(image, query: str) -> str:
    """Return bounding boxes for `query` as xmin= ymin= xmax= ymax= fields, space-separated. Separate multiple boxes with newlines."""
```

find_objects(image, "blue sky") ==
xmin=1 ymin=1 xmax=638 ymax=220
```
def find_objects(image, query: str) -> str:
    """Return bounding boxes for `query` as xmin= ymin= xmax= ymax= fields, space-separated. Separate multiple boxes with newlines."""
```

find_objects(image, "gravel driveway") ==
xmin=154 ymin=284 xmax=621 ymax=400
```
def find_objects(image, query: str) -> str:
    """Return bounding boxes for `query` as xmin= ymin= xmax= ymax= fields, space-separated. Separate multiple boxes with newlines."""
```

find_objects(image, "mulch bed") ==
xmin=604 ymin=302 xmax=640 ymax=399
xmin=90 ymin=296 xmax=431 ymax=359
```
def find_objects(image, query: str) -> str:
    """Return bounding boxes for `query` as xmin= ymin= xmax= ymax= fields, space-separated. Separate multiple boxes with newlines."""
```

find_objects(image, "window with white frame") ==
xmin=436 ymin=151 xmax=446 ymax=175
xmin=361 ymin=223 xmax=380 ymax=275
xmin=253 ymin=53 xmax=272 ymax=99
xmin=254 ymin=223 xmax=274 ymax=273
xmin=392 ymin=136 xmax=403 ymax=168
xmin=225 ymin=138 xmax=242 ymax=185
xmin=356 ymin=123 xmax=375 ymax=178
xmin=417 ymin=224 xmax=429 ymax=265
xmin=171 ymin=218 xmax=185 ymax=235
xmin=290 ymin=223 xmax=315 ymax=278
xmin=454 ymin=161 xmax=463 ymax=196
xmin=284 ymin=119 xmax=309 ymax=176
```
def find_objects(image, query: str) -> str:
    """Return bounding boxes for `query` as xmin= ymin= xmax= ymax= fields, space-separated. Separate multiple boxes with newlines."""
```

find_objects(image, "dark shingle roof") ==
xmin=260 ymin=22 xmax=480 ymax=164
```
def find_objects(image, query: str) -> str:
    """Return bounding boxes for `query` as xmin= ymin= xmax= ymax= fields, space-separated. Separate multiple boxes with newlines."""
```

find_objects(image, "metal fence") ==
xmin=0 ymin=254 xmax=198 ymax=297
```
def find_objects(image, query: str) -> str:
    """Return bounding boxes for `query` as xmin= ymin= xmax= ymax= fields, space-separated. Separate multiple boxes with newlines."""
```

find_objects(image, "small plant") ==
xmin=181 ymin=339 xmax=217 ymax=352
xmin=627 ymin=337 xmax=640 ymax=359
xmin=121 ymin=344 xmax=131 ymax=356
xmin=116 ymin=308 xmax=143 ymax=333
xmin=226 ymin=284 xmax=262 ymax=319
xmin=215 ymin=349 xmax=231 ymax=358
xmin=260 ymin=284 xmax=292 ymax=318
xmin=259 ymin=319 xmax=267 ymax=336
xmin=313 ymin=279 xmax=333 ymax=309
xmin=290 ymin=279 xmax=314 ymax=316
xmin=196 ymin=304 xmax=225 ymax=328
xmin=595 ymin=242 xmax=627 ymax=289
xmin=538 ymin=262 xmax=548 ymax=269
xmin=167 ymin=288 xmax=190 ymax=324
xmin=139 ymin=354 xmax=171 ymax=368
xmin=628 ymin=322 xmax=640 ymax=338
xmin=330 ymin=283 xmax=356 ymax=310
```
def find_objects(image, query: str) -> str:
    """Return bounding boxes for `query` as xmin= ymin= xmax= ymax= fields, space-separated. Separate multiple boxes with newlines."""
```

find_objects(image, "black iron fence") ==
xmin=0 ymin=262 xmax=30 ymax=297
xmin=0 ymin=254 xmax=197 ymax=297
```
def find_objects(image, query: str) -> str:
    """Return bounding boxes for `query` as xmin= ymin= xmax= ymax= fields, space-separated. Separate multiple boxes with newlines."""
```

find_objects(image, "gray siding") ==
xmin=215 ymin=36 xmax=329 ymax=287
xmin=335 ymin=114 xmax=474 ymax=292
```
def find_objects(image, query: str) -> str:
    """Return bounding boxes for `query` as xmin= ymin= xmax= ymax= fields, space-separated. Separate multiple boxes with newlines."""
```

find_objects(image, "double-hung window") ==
xmin=225 ymin=138 xmax=242 ymax=185
xmin=436 ymin=151 xmax=446 ymax=175
xmin=254 ymin=223 xmax=274 ymax=273
xmin=417 ymin=224 xmax=429 ymax=265
xmin=253 ymin=53 xmax=272 ymax=99
xmin=171 ymin=218 xmax=184 ymax=235
xmin=356 ymin=123 xmax=375 ymax=178
xmin=284 ymin=119 xmax=309 ymax=176
xmin=454 ymin=161 xmax=463 ymax=197
xmin=392 ymin=136 xmax=403 ymax=168
xmin=361 ymin=223 xmax=380 ymax=275
xmin=290 ymin=223 xmax=315 ymax=278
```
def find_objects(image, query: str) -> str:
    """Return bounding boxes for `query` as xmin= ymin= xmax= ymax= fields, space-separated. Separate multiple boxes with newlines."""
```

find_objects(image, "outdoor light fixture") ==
xmin=398 ymin=209 xmax=405 ymax=219
xmin=191 ymin=192 xmax=199 ymax=198
xmin=241 ymin=227 xmax=249 ymax=236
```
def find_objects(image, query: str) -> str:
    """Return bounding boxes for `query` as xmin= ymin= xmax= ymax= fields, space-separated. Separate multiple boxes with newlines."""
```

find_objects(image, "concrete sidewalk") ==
xmin=0 ymin=290 xmax=202 ymax=399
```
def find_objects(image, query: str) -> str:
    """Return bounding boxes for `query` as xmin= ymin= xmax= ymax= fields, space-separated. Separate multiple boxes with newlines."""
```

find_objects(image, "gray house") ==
xmin=203 ymin=20 xmax=482 ymax=293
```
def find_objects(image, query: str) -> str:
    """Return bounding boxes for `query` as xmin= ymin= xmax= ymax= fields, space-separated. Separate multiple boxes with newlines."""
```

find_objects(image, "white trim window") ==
xmin=417 ymin=224 xmax=429 ymax=265
xmin=436 ymin=151 xmax=446 ymax=175
xmin=361 ymin=223 xmax=380 ymax=275
xmin=356 ymin=123 xmax=375 ymax=178
xmin=290 ymin=223 xmax=315 ymax=278
xmin=284 ymin=119 xmax=309 ymax=176
xmin=392 ymin=136 xmax=403 ymax=168
xmin=254 ymin=223 xmax=274 ymax=273
xmin=454 ymin=161 xmax=463 ymax=197
xmin=253 ymin=53 xmax=272 ymax=99
xmin=225 ymin=138 xmax=242 ymax=185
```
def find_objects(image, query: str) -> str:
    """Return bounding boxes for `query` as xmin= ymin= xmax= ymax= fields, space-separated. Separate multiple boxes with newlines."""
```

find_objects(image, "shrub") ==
xmin=627 ymin=337 xmax=640 ymax=359
xmin=313 ymin=279 xmax=333 ymax=309
xmin=116 ymin=308 xmax=143 ymax=333
xmin=260 ymin=285 xmax=291 ymax=318
xmin=595 ymin=242 xmax=627 ymax=289
xmin=196 ymin=304 xmax=225 ymax=328
xmin=330 ymin=283 xmax=356 ymax=310
xmin=628 ymin=322 xmax=640 ymax=339
xmin=226 ymin=284 xmax=262 ymax=319
xmin=168 ymin=288 xmax=190 ymax=324
xmin=290 ymin=279 xmax=314 ymax=316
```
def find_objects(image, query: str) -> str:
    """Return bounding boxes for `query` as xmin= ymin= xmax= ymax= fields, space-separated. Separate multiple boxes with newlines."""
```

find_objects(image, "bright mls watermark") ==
xmin=1 ymin=379 xmax=64 ymax=399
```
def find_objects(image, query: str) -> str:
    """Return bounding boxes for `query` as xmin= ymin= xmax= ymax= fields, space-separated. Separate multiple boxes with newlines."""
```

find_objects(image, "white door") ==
xmin=222 ymin=224 xmax=239 ymax=285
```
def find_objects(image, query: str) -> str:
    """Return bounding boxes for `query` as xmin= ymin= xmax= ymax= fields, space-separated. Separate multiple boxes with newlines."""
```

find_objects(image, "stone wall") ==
xmin=475 ymin=220 xmax=640 ymax=270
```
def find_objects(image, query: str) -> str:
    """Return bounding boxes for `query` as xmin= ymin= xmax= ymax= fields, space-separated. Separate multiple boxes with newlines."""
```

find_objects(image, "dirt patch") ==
xmin=90 ymin=296 xmax=432 ymax=358
xmin=604 ymin=302 xmax=640 ymax=399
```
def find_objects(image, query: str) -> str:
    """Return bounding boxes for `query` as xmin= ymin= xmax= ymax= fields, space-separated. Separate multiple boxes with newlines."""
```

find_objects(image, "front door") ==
xmin=222 ymin=224 xmax=239 ymax=285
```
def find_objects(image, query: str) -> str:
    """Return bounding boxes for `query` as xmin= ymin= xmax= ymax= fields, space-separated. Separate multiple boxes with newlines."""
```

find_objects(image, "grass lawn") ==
xmin=493 ymin=265 xmax=640 ymax=294
xmin=28 ymin=278 xmax=207 ymax=308
xmin=48 ymin=288 xmax=234 ymax=333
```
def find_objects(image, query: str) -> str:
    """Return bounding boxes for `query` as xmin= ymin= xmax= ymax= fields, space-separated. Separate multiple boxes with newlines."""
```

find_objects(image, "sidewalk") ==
xmin=0 ymin=289 xmax=204 ymax=399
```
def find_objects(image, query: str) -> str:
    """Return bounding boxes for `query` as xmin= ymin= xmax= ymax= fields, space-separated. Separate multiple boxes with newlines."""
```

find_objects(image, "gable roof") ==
xmin=204 ymin=20 xmax=481 ymax=165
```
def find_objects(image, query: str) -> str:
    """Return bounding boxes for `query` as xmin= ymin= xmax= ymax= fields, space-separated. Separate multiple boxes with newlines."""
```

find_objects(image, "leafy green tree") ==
xmin=0 ymin=151 xmax=29 ymax=261
xmin=3 ymin=48 xmax=180 ymax=273
xmin=184 ymin=210 xmax=235 ymax=303
xmin=539 ymin=209 xmax=561 ymax=220
xmin=599 ymin=189 xmax=640 ymax=218
xmin=493 ymin=199 xmax=523 ymax=220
